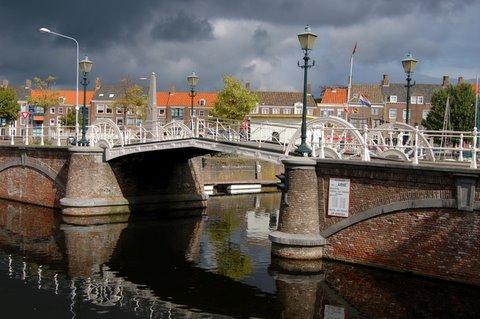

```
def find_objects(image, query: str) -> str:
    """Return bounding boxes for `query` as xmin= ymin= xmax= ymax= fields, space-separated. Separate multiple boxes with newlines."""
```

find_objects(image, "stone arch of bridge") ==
xmin=320 ymin=198 xmax=457 ymax=238
xmin=0 ymin=158 xmax=65 ymax=191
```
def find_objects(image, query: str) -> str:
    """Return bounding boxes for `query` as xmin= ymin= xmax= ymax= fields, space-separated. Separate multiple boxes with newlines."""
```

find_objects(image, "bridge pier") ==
xmin=269 ymin=158 xmax=325 ymax=261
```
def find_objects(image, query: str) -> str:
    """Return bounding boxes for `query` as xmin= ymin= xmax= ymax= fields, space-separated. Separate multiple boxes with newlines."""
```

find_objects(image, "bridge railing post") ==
xmin=413 ymin=125 xmax=419 ymax=165
xmin=362 ymin=124 xmax=369 ymax=161
xmin=459 ymin=133 xmax=464 ymax=162
xmin=40 ymin=123 xmax=44 ymax=146
xmin=56 ymin=125 xmax=61 ymax=146
xmin=471 ymin=127 xmax=477 ymax=169
xmin=319 ymin=123 xmax=325 ymax=159
xmin=25 ymin=124 xmax=29 ymax=146
xmin=215 ymin=118 xmax=219 ymax=141
xmin=9 ymin=124 xmax=14 ymax=145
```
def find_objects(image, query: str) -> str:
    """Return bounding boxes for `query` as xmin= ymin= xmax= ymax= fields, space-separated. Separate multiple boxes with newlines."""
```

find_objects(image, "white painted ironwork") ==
xmin=1 ymin=115 xmax=480 ymax=168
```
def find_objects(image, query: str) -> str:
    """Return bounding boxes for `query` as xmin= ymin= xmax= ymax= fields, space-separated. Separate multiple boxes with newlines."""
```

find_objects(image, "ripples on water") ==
xmin=0 ymin=193 xmax=479 ymax=318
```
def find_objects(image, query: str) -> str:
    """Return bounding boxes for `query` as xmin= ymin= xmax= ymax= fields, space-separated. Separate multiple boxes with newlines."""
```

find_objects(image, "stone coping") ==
xmin=269 ymin=231 xmax=326 ymax=246
xmin=68 ymin=146 xmax=104 ymax=153
xmin=316 ymin=158 xmax=480 ymax=175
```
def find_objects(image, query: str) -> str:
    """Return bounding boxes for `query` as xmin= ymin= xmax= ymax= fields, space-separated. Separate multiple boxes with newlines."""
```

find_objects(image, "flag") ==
xmin=359 ymin=94 xmax=372 ymax=107
xmin=344 ymin=107 xmax=350 ymax=113
xmin=352 ymin=42 xmax=358 ymax=55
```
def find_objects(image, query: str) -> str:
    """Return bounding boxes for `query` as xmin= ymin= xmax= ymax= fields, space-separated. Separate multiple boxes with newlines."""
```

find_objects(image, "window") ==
xmin=58 ymin=107 xmax=64 ymax=114
xmin=402 ymin=109 xmax=411 ymax=120
xmin=283 ymin=108 xmax=292 ymax=115
xmin=50 ymin=107 xmax=55 ymax=114
xmin=116 ymin=107 xmax=123 ymax=114
xmin=422 ymin=109 xmax=430 ymax=120
xmin=337 ymin=109 xmax=345 ymax=117
xmin=49 ymin=118 xmax=55 ymax=125
xmin=417 ymin=96 xmax=424 ymax=104
xmin=199 ymin=110 xmax=205 ymax=116
xmin=99 ymin=93 xmax=104 ymax=97
xmin=389 ymin=95 xmax=397 ymax=103
xmin=158 ymin=108 xmax=166 ymax=116
xmin=272 ymin=108 xmax=280 ymax=114
xmin=58 ymin=97 xmax=66 ymax=104
xmin=109 ymin=94 xmax=115 ymax=98
xmin=410 ymin=96 xmax=417 ymax=104
xmin=199 ymin=99 xmax=206 ymax=106
xmin=127 ymin=118 xmax=136 ymax=125
xmin=172 ymin=108 xmax=184 ymax=118
xmin=252 ymin=107 xmax=259 ymax=114
xmin=389 ymin=108 xmax=397 ymax=119
xmin=106 ymin=105 xmax=113 ymax=114
xmin=261 ymin=108 xmax=269 ymax=114
xmin=116 ymin=118 xmax=123 ymax=126
xmin=307 ymin=109 xmax=314 ymax=116
xmin=97 ymin=104 xmax=105 ymax=114
xmin=320 ymin=108 xmax=334 ymax=117
xmin=371 ymin=108 xmax=380 ymax=116
xmin=294 ymin=102 xmax=303 ymax=114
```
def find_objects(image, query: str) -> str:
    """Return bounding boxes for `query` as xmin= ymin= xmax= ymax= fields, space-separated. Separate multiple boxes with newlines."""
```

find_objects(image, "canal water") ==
xmin=0 ymin=193 xmax=479 ymax=318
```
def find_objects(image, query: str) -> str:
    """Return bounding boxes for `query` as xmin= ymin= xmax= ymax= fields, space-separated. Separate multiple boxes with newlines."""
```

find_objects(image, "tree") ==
xmin=422 ymin=83 xmax=476 ymax=131
xmin=210 ymin=75 xmax=259 ymax=120
xmin=60 ymin=108 xmax=83 ymax=126
xmin=113 ymin=77 xmax=147 ymax=128
xmin=0 ymin=87 xmax=19 ymax=124
xmin=28 ymin=76 xmax=59 ymax=112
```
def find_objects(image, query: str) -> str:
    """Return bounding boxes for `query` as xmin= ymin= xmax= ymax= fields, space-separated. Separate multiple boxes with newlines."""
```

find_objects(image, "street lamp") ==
xmin=402 ymin=52 xmax=418 ymax=125
xmin=39 ymin=27 xmax=80 ymax=138
xmin=78 ymin=56 xmax=93 ymax=146
xmin=295 ymin=25 xmax=317 ymax=156
xmin=187 ymin=72 xmax=199 ymax=129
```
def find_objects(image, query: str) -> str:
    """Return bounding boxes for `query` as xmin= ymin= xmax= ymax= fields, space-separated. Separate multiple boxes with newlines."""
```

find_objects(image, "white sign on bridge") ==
xmin=328 ymin=178 xmax=350 ymax=217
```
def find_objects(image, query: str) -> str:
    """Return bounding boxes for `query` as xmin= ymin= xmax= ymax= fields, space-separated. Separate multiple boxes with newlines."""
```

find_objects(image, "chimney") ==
xmin=307 ymin=83 xmax=312 ymax=95
xmin=457 ymin=76 xmax=464 ymax=85
xmin=169 ymin=84 xmax=176 ymax=94
xmin=381 ymin=74 xmax=390 ymax=87
xmin=25 ymin=79 xmax=32 ymax=90
xmin=245 ymin=82 xmax=251 ymax=90
xmin=95 ymin=77 xmax=102 ymax=91
xmin=442 ymin=75 xmax=450 ymax=87
xmin=1 ymin=79 xmax=8 ymax=88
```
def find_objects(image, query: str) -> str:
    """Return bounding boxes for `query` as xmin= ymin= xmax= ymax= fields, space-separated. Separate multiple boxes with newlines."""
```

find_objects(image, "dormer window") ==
xmin=99 ymin=93 xmax=104 ymax=97
xmin=198 ymin=98 xmax=206 ymax=106
xmin=58 ymin=97 xmax=66 ymax=104
xmin=389 ymin=95 xmax=397 ymax=103
xmin=109 ymin=94 xmax=115 ymax=98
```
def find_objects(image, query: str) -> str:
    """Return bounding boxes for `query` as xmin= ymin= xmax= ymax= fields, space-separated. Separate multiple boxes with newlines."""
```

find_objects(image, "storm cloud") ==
xmin=0 ymin=0 xmax=479 ymax=94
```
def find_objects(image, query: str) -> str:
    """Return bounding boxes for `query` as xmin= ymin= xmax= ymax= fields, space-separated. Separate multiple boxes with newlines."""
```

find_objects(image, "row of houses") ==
xmin=318 ymin=75 xmax=478 ymax=128
xmin=2 ymin=74 xmax=478 ymax=130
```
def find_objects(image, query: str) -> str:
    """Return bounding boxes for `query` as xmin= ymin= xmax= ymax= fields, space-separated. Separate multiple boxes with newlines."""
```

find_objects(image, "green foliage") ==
xmin=113 ymin=78 xmax=147 ymax=123
xmin=59 ymin=108 xmax=84 ymax=126
xmin=422 ymin=83 xmax=476 ymax=131
xmin=28 ymin=76 xmax=59 ymax=111
xmin=0 ymin=87 xmax=19 ymax=123
xmin=210 ymin=75 xmax=258 ymax=120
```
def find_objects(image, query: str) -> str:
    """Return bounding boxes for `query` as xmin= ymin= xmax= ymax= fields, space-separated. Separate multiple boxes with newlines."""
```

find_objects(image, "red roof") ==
xmin=321 ymin=87 xmax=347 ymax=104
xmin=157 ymin=92 xmax=218 ymax=107
xmin=30 ymin=89 xmax=95 ymax=105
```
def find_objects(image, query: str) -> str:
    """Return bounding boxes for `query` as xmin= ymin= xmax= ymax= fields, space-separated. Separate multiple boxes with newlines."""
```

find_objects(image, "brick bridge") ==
xmin=1 ymin=135 xmax=480 ymax=284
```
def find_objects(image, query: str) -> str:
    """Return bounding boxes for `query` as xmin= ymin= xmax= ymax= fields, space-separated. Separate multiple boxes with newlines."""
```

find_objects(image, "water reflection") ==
xmin=0 ymin=195 xmax=479 ymax=318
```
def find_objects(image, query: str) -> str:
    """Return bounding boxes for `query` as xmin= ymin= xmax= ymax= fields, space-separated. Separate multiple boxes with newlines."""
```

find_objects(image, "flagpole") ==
xmin=346 ymin=43 xmax=356 ymax=123
xmin=475 ymin=75 xmax=479 ymax=129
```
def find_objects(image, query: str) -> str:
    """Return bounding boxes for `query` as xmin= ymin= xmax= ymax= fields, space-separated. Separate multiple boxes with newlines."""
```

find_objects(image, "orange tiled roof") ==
xmin=157 ymin=92 xmax=218 ymax=107
xmin=30 ymin=89 xmax=95 ymax=105
xmin=321 ymin=87 xmax=347 ymax=104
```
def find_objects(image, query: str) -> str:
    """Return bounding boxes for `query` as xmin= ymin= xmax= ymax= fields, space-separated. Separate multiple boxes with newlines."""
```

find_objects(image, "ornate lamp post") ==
xmin=295 ymin=25 xmax=317 ymax=156
xmin=402 ymin=53 xmax=418 ymax=125
xmin=78 ymin=56 xmax=93 ymax=146
xmin=187 ymin=72 xmax=199 ymax=129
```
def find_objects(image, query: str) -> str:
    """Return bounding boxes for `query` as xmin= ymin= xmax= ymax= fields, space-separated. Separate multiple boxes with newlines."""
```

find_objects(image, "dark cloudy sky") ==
xmin=1 ymin=0 xmax=479 ymax=95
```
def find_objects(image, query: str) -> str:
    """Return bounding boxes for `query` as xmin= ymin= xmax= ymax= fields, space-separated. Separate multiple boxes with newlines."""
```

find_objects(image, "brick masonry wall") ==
xmin=316 ymin=160 xmax=480 ymax=284
xmin=0 ymin=146 xmax=69 ymax=207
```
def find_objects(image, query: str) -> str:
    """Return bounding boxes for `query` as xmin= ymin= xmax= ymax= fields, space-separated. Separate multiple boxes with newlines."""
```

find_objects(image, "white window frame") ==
xmin=417 ymin=96 xmax=424 ymax=104
xmin=371 ymin=107 xmax=380 ymax=116
xmin=389 ymin=108 xmax=397 ymax=119
xmin=389 ymin=95 xmax=397 ymax=103
xmin=58 ymin=107 xmax=64 ymax=114
xmin=50 ymin=107 xmax=55 ymax=114
xmin=402 ymin=109 xmax=411 ymax=120
xmin=49 ymin=118 xmax=56 ymax=125
xmin=199 ymin=99 xmax=206 ymax=106
xmin=106 ymin=105 xmax=113 ymax=114
xmin=410 ymin=96 xmax=417 ymax=104
xmin=261 ymin=108 xmax=269 ymax=114
xmin=283 ymin=108 xmax=292 ymax=115
xmin=97 ymin=104 xmax=105 ymax=114
xmin=158 ymin=108 xmax=166 ymax=116
xmin=307 ymin=108 xmax=314 ymax=116
xmin=252 ymin=107 xmax=259 ymax=114
xmin=199 ymin=110 xmax=205 ymax=116
xmin=116 ymin=117 xmax=123 ymax=126
xmin=272 ymin=108 xmax=280 ymax=114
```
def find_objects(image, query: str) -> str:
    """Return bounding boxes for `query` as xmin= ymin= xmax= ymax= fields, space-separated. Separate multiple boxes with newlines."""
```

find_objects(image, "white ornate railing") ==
xmin=1 ymin=116 xmax=479 ymax=168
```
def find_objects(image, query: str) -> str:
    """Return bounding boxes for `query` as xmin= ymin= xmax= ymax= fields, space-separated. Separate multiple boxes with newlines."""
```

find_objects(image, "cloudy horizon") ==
xmin=1 ymin=0 xmax=479 ymax=95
